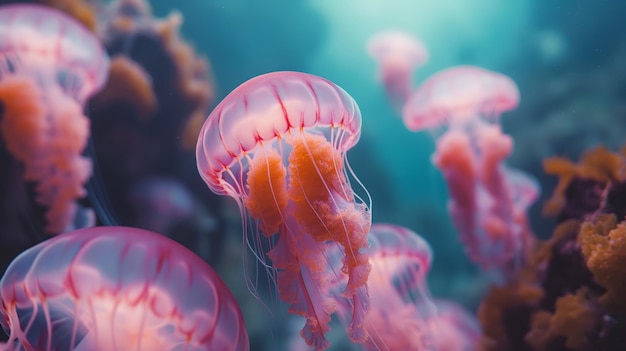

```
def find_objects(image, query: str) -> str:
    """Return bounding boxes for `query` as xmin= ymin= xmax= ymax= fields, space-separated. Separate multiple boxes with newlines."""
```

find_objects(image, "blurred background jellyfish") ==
xmin=402 ymin=65 xmax=519 ymax=134
xmin=196 ymin=71 xmax=372 ymax=350
xmin=0 ymin=3 xmax=110 ymax=235
xmin=328 ymin=223 xmax=437 ymax=351
xmin=360 ymin=224 xmax=437 ymax=350
xmin=429 ymin=299 xmax=481 ymax=351
xmin=402 ymin=65 xmax=538 ymax=274
xmin=367 ymin=30 xmax=428 ymax=112
xmin=0 ymin=226 xmax=249 ymax=351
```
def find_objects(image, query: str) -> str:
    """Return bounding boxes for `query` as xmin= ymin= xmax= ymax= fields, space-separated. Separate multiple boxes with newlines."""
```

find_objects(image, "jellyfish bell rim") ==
xmin=402 ymin=65 xmax=519 ymax=132
xmin=196 ymin=70 xmax=363 ymax=197
xmin=0 ymin=3 xmax=111 ymax=101
xmin=368 ymin=223 xmax=434 ymax=267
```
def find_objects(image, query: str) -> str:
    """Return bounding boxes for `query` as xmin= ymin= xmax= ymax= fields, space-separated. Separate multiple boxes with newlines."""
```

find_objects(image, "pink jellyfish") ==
xmin=429 ymin=299 xmax=481 ymax=351
xmin=403 ymin=65 xmax=531 ymax=271
xmin=196 ymin=71 xmax=372 ymax=350
xmin=367 ymin=30 xmax=428 ymax=111
xmin=361 ymin=224 xmax=437 ymax=350
xmin=0 ymin=226 xmax=249 ymax=351
xmin=328 ymin=223 xmax=437 ymax=350
xmin=0 ymin=4 xmax=110 ymax=234
xmin=402 ymin=65 xmax=519 ymax=133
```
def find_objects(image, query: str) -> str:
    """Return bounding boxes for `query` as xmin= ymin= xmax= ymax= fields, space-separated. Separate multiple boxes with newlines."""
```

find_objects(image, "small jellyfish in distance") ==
xmin=402 ymin=65 xmax=518 ymax=133
xmin=196 ymin=71 xmax=372 ymax=350
xmin=328 ymin=223 xmax=437 ymax=350
xmin=0 ymin=226 xmax=249 ymax=351
xmin=0 ymin=4 xmax=110 ymax=234
xmin=429 ymin=299 xmax=481 ymax=351
xmin=367 ymin=30 xmax=428 ymax=112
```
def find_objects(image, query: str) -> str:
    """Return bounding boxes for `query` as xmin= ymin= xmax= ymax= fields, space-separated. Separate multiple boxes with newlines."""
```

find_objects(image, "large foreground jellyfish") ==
xmin=367 ymin=30 xmax=428 ymax=112
xmin=196 ymin=71 xmax=372 ymax=350
xmin=0 ymin=226 xmax=249 ymax=351
xmin=0 ymin=4 xmax=110 ymax=234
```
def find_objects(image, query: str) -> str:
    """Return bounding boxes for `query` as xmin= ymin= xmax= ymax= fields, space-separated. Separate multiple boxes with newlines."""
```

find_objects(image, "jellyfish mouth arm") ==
xmin=432 ymin=130 xmax=478 ymax=250
xmin=434 ymin=126 xmax=528 ymax=268
xmin=474 ymin=126 xmax=527 ymax=266
xmin=476 ymin=126 xmax=515 ymax=226
xmin=268 ymin=225 xmax=335 ymax=351
xmin=0 ymin=78 xmax=92 ymax=234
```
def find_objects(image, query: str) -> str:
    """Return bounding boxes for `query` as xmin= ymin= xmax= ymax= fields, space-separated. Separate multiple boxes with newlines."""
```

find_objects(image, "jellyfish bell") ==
xmin=329 ymin=224 xmax=437 ymax=351
xmin=0 ymin=4 xmax=110 ymax=103
xmin=403 ymin=65 xmax=519 ymax=133
xmin=196 ymin=71 xmax=371 ymax=350
xmin=197 ymin=71 xmax=362 ymax=197
xmin=0 ymin=226 xmax=249 ymax=351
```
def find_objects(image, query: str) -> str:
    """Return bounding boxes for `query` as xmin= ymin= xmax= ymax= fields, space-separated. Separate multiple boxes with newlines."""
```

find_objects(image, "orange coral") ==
xmin=38 ymin=0 xmax=97 ymax=30
xmin=477 ymin=220 xmax=581 ymax=350
xmin=91 ymin=55 xmax=158 ymax=119
xmin=579 ymin=214 xmax=626 ymax=314
xmin=99 ymin=0 xmax=214 ymax=150
xmin=543 ymin=146 xmax=626 ymax=216
xmin=525 ymin=288 xmax=600 ymax=350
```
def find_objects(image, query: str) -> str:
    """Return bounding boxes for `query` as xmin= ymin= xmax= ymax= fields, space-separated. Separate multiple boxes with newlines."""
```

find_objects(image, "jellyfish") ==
xmin=0 ymin=226 xmax=249 ymax=351
xmin=196 ymin=71 xmax=372 ymax=350
xmin=367 ymin=30 xmax=428 ymax=112
xmin=0 ymin=4 xmax=110 ymax=234
xmin=429 ymin=299 xmax=481 ymax=351
xmin=402 ymin=65 xmax=519 ymax=133
xmin=403 ymin=66 xmax=530 ymax=271
xmin=327 ymin=223 xmax=437 ymax=350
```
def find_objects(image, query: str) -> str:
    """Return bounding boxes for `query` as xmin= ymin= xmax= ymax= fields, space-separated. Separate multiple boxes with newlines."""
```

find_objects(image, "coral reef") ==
xmin=478 ymin=145 xmax=626 ymax=351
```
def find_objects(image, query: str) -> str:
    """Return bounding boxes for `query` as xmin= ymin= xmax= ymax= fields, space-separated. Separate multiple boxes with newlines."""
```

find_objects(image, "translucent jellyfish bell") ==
xmin=327 ymin=224 xmax=437 ymax=351
xmin=0 ymin=4 xmax=110 ymax=102
xmin=403 ymin=65 xmax=519 ymax=132
xmin=0 ymin=226 xmax=249 ymax=351
xmin=196 ymin=71 xmax=371 ymax=350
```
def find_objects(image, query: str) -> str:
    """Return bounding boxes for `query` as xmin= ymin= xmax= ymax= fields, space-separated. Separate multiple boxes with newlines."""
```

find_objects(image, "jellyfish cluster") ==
xmin=0 ymin=2 xmax=247 ymax=351
xmin=0 ymin=1 xmax=554 ymax=351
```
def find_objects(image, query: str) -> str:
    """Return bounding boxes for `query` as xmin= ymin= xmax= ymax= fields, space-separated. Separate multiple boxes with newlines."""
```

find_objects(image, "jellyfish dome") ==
xmin=402 ymin=65 xmax=519 ymax=132
xmin=0 ymin=4 xmax=110 ymax=102
xmin=0 ymin=226 xmax=249 ymax=351
xmin=196 ymin=71 xmax=371 ymax=350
